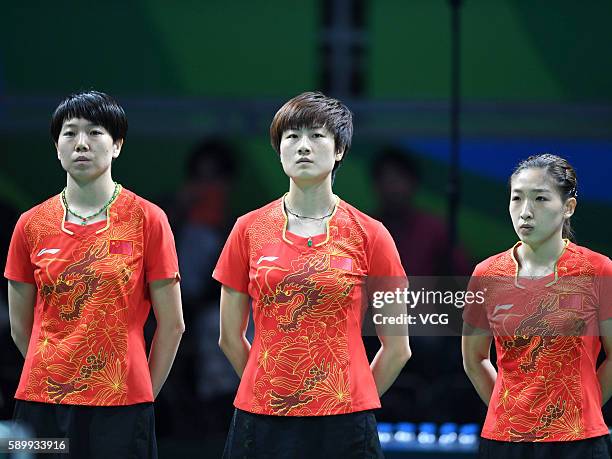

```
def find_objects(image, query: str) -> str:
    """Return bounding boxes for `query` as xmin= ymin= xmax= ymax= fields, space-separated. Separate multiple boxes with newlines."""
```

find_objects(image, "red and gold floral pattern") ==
xmin=464 ymin=243 xmax=612 ymax=441
xmin=6 ymin=189 xmax=179 ymax=406
xmin=214 ymin=198 xmax=406 ymax=416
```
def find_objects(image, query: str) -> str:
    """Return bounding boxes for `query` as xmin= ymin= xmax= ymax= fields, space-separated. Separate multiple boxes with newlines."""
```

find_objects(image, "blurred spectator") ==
xmin=172 ymin=138 xmax=238 ymax=306
xmin=371 ymin=145 xmax=472 ymax=277
xmin=157 ymin=138 xmax=243 ymax=436
xmin=368 ymin=146 xmax=480 ymax=424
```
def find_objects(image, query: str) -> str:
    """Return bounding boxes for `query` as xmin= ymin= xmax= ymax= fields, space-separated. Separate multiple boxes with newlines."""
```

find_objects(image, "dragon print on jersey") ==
xmin=261 ymin=255 xmax=353 ymax=333
xmin=41 ymin=245 xmax=105 ymax=321
xmin=247 ymin=204 xmax=365 ymax=415
xmin=22 ymin=194 xmax=143 ymax=405
xmin=483 ymin=249 xmax=599 ymax=442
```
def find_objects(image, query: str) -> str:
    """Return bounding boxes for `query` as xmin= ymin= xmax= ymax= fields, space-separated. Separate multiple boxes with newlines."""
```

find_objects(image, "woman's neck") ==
xmin=64 ymin=173 xmax=116 ymax=211
xmin=285 ymin=179 xmax=336 ymax=217
xmin=517 ymin=232 xmax=566 ymax=268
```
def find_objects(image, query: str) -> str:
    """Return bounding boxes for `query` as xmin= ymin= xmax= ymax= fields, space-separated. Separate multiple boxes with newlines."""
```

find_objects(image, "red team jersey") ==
xmin=4 ymin=187 xmax=179 ymax=406
xmin=213 ymin=197 xmax=406 ymax=416
xmin=464 ymin=241 xmax=612 ymax=442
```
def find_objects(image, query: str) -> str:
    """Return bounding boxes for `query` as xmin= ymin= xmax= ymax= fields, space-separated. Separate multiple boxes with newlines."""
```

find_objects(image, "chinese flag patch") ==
xmin=330 ymin=255 xmax=352 ymax=271
xmin=109 ymin=240 xmax=133 ymax=255
xmin=559 ymin=293 xmax=582 ymax=311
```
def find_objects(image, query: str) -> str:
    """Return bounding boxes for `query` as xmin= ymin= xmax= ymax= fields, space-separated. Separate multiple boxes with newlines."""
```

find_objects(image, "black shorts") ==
xmin=13 ymin=400 xmax=157 ymax=459
xmin=479 ymin=435 xmax=612 ymax=459
xmin=223 ymin=408 xmax=383 ymax=459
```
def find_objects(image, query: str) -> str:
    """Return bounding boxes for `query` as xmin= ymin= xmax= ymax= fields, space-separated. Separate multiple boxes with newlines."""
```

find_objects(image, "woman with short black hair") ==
xmin=5 ymin=90 xmax=184 ymax=458
xmin=214 ymin=91 xmax=412 ymax=458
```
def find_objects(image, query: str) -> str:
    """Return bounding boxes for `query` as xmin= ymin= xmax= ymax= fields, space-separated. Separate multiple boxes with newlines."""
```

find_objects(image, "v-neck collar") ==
xmin=510 ymin=238 xmax=571 ymax=289
xmin=59 ymin=184 xmax=123 ymax=236
xmin=280 ymin=193 xmax=340 ymax=248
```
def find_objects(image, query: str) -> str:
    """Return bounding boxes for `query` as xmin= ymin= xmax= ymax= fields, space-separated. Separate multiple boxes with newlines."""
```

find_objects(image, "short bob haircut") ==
xmin=50 ymin=90 xmax=128 ymax=143
xmin=269 ymin=91 xmax=353 ymax=178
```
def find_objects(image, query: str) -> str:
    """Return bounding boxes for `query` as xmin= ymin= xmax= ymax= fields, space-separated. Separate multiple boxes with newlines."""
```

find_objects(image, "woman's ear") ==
xmin=112 ymin=138 xmax=124 ymax=159
xmin=564 ymin=197 xmax=577 ymax=218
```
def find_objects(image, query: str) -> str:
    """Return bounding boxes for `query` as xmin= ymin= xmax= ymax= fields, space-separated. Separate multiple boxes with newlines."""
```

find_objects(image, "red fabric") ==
xmin=213 ymin=197 xmax=407 ymax=416
xmin=4 ymin=188 xmax=179 ymax=406
xmin=463 ymin=242 xmax=612 ymax=442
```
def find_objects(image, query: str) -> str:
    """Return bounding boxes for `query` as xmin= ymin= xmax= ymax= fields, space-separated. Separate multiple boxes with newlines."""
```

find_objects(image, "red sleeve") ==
xmin=4 ymin=214 xmax=35 ymax=284
xmin=212 ymin=217 xmax=250 ymax=294
xmin=598 ymin=257 xmax=612 ymax=322
xmin=462 ymin=261 xmax=490 ymax=330
xmin=366 ymin=221 xmax=408 ymax=298
xmin=368 ymin=222 xmax=407 ymax=278
xmin=144 ymin=206 xmax=180 ymax=283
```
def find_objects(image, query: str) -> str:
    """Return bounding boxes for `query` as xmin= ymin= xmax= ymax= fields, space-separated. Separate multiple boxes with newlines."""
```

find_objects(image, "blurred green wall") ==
xmin=370 ymin=0 xmax=612 ymax=102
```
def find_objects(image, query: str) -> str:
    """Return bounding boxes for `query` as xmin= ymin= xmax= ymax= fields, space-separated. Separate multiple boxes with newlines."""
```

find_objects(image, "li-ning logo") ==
xmin=257 ymin=256 xmax=278 ymax=265
xmin=37 ymin=248 xmax=61 ymax=257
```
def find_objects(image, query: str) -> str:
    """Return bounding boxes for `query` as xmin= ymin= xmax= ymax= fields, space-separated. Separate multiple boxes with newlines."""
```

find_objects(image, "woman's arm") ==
xmin=369 ymin=281 xmax=411 ymax=397
xmin=461 ymin=324 xmax=496 ymax=405
xmin=370 ymin=333 xmax=411 ymax=397
xmin=218 ymin=285 xmax=251 ymax=378
xmin=8 ymin=280 xmax=36 ymax=358
xmin=597 ymin=319 xmax=612 ymax=405
xmin=148 ymin=278 xmax=185 ymax=399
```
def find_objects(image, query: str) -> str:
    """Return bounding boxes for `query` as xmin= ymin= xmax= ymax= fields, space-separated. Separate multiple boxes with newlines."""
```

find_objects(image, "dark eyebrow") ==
xmin=512 ymin=188 xmax=552 ymax=193
xmin=286 ymin=125 xmax=324 ymax=132
xmin=63 ymin=122 xmax=97 ymax=128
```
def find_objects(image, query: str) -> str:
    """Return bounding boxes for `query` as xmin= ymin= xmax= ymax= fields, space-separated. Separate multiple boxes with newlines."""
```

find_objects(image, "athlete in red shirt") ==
xmin=462 ymin=154 xmax=612 ymax=458
xmin=214 ymin=92 xmax=411 ymax=458
xmin=5 ymin=91 xmax=184 ymax=458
